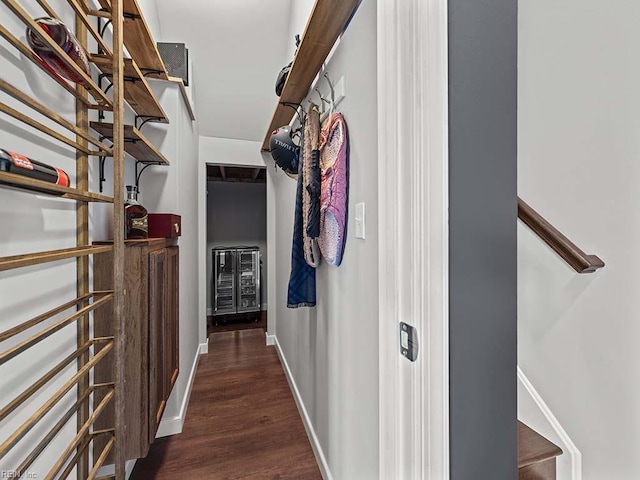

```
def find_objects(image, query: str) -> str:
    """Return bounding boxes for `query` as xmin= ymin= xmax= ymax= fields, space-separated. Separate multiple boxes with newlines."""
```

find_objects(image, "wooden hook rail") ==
xmin=518 ymin=197 xmax=605 ymax=274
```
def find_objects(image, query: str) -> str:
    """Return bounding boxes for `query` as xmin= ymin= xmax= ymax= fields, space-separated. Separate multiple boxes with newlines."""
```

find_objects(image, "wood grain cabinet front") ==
xmin=93 ymin=239 xmax=179 ymax=461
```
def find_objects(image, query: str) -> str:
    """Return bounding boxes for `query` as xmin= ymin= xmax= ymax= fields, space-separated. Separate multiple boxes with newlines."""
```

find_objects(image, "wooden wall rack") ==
xmin=0 ymin=0 xmax=169 ymax=477
xmin=261 ymin=0 xmax=362 ymax=151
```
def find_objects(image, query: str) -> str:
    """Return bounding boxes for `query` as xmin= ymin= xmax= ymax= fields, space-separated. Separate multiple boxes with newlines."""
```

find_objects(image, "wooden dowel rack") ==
xmin=0 ymin=341 xmax=114 ymax=459
xmin=88 ymin=436 xmax=116 ymax=480
xmin=0 ymin=339 xmax=95 ymax=423
xmin=0 ymin=171 xmax=115 ymax=202
xmin=45 ymin=390 xmax=115 ymax=480
xmin=1 ymin=0 xmax=112 ymax=106
xmin=0 ymin=294 xmax=113 ymax=365
xmin=0 ymin=102 xmax=109 ymax=157
xmin=0 ymin=0 xmax=169 ymax=475
xmin=0 ymin=79 xmax=113 ymax=154
xmin=0 ymin=24 xmax=95 ymax=108
xmin=16 ymin=387 xmax=94 ymax=475
xmin=0 ymin=245 xmax=113 ymax=272
xmin=0 ymin=293 xmax=95 ymax=342
xmin=518 ymin=197 xmax=605 ymax=274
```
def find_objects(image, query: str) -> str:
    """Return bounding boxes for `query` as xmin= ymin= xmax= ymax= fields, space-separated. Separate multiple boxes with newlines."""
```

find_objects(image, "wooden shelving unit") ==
xmin=0 ymin=171 xmax=115 ymax=202
xmin=96 ymin=0 xmax=169 ymax=80
xmin=0 ymin=0 xmax=135 ymax=477
xmin=91 ymin=122 xmax=170 ymax=165
xmin=92 ymin=54 xmax=169 ymax=122
xmin=261 ymin=0 xmax=362 ymax=151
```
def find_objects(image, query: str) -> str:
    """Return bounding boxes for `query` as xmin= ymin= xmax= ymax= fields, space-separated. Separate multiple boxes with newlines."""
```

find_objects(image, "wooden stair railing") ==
xmin=518 ymin=421 xmax=563 ymax=480
xmin=518 ymin=197 xmax=605 ymax=274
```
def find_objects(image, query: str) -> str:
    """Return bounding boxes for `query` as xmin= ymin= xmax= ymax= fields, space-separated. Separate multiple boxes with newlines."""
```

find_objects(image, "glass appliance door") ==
xmin=214 ymin=249 xmax=236 ymax=315
xmin=237 ymin=249 xmax=260 ymax=313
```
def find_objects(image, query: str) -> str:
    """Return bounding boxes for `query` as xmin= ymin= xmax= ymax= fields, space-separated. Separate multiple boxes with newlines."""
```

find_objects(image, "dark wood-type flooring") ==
xmin=131 ymin=329 xmax=321 ymax=479
xmin=207 ymin=311 xmax=267 ymax=334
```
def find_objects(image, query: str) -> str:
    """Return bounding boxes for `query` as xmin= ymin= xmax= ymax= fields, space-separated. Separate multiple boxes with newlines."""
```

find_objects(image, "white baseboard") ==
xmin=265 ymin=333 xmax=276 ymax=346
xmin=200 ymin=338 xmax=209 ymax=355
xmin=273 ymin=336 xmax=332 ymax=480
xmin=156 ymin=345 xmax=200 ymax=438
xmin=518 ymin=366 xmax=582 ymax=480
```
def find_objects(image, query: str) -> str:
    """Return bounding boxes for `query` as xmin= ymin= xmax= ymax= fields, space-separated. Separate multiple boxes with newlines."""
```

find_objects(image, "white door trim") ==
xmin=378 ymin=0 xmax=449 ymax=478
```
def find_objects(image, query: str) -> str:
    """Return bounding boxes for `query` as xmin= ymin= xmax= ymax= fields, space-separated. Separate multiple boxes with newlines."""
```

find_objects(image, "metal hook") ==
xmin=323 ymin=72 xmax=336 ymax=104
xmin=314 ymin=87 xmax=329 ymax=114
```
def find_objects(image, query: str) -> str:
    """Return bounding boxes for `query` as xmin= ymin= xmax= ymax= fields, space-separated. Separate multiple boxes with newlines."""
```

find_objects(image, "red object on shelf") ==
xmin=148 ymin=214 xmax=181 ymax=238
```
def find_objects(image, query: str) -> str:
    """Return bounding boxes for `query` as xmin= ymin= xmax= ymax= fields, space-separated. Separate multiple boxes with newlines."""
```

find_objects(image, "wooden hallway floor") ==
xmin=130 ymin=329 xmax=322 ymax=479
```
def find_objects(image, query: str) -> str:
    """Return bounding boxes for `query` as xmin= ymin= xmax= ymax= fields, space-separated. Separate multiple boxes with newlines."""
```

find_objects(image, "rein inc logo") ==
xmin=2 ymin=471 xmax=37 ymax=478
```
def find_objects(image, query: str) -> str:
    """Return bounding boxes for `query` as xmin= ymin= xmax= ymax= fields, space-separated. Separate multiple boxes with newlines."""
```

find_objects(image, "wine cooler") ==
xmin=212 ymin=247 xmax=261 ymax=316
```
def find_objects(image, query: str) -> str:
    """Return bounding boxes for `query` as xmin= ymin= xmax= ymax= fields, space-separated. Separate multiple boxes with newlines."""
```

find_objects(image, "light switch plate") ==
xmin=355 ymin=202 xmax=365 ymax=239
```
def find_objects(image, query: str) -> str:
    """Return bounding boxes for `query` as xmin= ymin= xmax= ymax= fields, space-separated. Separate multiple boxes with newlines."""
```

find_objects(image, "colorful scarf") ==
xmin=318 ymin=112 xmax=349 ymax=266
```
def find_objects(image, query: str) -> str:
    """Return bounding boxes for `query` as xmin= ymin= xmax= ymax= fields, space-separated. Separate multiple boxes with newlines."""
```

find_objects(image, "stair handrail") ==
xmin=518 ymin=197 xmax=605 ymax=274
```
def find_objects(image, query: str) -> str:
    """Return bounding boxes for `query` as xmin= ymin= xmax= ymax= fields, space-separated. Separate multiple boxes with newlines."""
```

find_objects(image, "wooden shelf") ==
xmin=92 ymin=54 xmax=168 ymax=123
xmin=90 ymin=122 xmax=169 ymax=165
xmin=0 ymin=171 xmax=114 ymax=202
xmin=168 ymin=76 xmax=196 ymax=121
xmin=261 ymin=0 xmax=362 ymax=151
xmin=97 ymin=0 xmax=169 ymax=80
xmin=0 ymin=245 xmax=113 ymax=272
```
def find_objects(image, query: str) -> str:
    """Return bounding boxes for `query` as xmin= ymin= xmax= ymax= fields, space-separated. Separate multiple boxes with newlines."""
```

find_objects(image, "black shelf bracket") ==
xmin=123 ymin=11 xmax=142 ymax=20
xmin=141 ymin=69 xmax=165 ymax=77
xmin=99 ymin=157 xmax=108 ymax=193
xmin=135 ymin=161 xmax=162 ymax=190
xmin=135 ymin=116 xmax=163 ymax=130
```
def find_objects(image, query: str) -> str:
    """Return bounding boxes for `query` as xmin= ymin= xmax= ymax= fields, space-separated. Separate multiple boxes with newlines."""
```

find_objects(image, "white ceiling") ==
xmin=156 ymin=0 xmax=293 ymax=142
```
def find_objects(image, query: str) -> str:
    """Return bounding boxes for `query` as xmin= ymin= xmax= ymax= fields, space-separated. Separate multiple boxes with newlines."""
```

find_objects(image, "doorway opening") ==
xmin=206 ymin=164 xmax=268 ymax=334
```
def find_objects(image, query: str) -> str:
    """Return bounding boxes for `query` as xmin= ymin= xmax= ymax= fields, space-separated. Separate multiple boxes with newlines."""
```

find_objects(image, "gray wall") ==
xmin=272 ymin=0 xmax=379 ymax=478
xmin=206 ymin=181 xmax=267 ymax=311
xmin=448 ymin=0 xmax=518 ymax=478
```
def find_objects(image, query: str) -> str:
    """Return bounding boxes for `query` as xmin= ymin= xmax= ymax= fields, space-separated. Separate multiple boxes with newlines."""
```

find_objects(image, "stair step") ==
xmin=518 ymin=421 xmax=563 ymax=469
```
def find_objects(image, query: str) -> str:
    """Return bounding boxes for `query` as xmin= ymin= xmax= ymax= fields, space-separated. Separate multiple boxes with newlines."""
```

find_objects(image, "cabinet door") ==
xmin=166 ymin=246 xmax=179 ymax=398
xmin=148 ymin=248 xmax=167 ymax=443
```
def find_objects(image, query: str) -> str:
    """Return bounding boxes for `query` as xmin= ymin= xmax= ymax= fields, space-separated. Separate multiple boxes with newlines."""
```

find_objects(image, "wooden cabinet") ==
xmin=93 ymin=239 xmax=179 ymax=461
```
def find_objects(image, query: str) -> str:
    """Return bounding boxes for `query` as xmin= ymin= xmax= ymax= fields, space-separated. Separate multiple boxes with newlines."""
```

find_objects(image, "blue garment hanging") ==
xmin=287 ymin=120 xmax=316 ymax=308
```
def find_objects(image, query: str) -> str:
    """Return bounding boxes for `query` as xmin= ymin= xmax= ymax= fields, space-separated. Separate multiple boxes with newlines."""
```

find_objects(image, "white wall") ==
xmin=272 ymin=1 xmax=378 ymax=478
xmin=140 ymin=80 xmax=200 ymax=430
xmin=206 ymin=181 xmax=267 ymax=311
xmin=519 ymin=2 xmax=640 ymax=479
